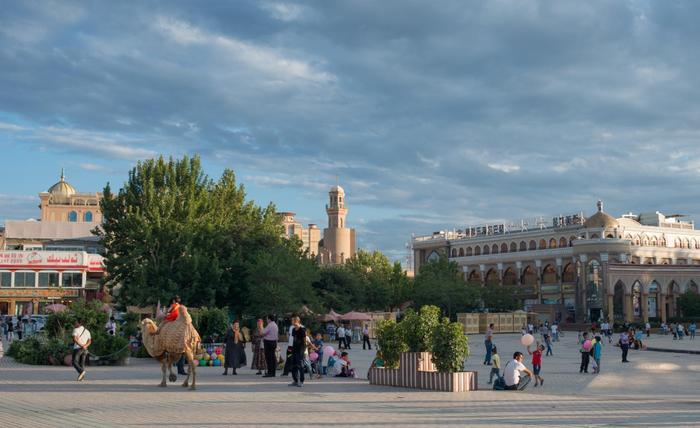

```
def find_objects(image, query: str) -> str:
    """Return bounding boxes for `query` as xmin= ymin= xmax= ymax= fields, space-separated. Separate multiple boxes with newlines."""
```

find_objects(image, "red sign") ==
xmin=0 ymin=251 xmax=84 ymax=268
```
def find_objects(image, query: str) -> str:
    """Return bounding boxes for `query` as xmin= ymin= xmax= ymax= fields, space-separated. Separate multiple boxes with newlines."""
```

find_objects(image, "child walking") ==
xmin=528 ymin=343 xmax=545 ymax=387
xmin=487 ymin=346 xmax=501 ymax=385
xmin=592 ymin=336 xmax=602 ymax=373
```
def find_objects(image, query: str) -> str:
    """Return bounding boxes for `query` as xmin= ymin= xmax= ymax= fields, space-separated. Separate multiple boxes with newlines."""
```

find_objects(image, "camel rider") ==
xmin=161 ymin=296 xmax=181 ymax=327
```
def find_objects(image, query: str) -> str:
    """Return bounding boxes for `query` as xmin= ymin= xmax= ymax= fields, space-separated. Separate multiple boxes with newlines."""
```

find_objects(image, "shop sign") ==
xmin=0 ymin=288 xmax=80 ymax=297
xmin=0 ymin=251 xmax=84 ymax=267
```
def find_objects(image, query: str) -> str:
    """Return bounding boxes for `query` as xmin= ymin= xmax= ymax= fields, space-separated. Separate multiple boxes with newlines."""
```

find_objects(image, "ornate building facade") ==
xmin=412 ymin=201 xmax=700 ymax=324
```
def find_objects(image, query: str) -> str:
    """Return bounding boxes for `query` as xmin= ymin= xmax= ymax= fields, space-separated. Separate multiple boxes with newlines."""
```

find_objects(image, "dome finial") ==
xmin=597 ymin=200 xmax=603 ymax=212
xmin=60 ymin=168 xmax=65 ymax=182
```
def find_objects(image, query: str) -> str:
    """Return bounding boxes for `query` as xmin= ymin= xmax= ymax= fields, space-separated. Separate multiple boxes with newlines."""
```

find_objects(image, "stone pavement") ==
xmin=1 ymin=333 xmax=700 ymax=427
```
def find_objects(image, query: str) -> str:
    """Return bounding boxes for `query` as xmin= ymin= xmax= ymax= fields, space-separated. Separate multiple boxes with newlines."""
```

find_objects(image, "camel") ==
xmin=140 ymin=305 xmax=201 ymax=390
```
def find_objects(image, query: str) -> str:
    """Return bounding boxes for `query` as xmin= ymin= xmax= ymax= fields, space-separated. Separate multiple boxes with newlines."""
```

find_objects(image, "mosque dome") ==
xmin=330 ymin=185 xmax=345 ymax=194
xmin=584 ymin=200 xmax=618 ymax=229
xmin=48 ymin=169 xmax=76 ymax=203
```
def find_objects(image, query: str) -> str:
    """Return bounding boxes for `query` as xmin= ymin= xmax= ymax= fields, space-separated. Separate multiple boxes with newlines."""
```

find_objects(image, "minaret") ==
xmin=326 ymin=185 xmax=347 ymax=229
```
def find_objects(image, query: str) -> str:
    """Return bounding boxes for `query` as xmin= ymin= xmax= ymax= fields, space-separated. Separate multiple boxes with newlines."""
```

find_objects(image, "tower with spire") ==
xmin=319 ymin=184 xmax=356 ymax=265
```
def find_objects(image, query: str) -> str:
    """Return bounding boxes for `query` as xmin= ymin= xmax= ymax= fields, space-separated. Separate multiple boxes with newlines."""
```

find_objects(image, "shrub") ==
xmin=376 ymin=319 xmax=407 ymax=369
xmin=194 ymin=307 xmax=229 ymax=340
xmin=431 ymin=318 xmax=469 ymax=373
xmin=91 ymin=333 xmax=129 ymax=361
xmin=7 ymin=336 xmax=47 ymax=365
xmin=45 ymin=337 xmax=72 ymax=365
xmin=401 ymin=305 xmax=441 ymax=352
xmin=121 ymin=312 xmax=141 ymax=337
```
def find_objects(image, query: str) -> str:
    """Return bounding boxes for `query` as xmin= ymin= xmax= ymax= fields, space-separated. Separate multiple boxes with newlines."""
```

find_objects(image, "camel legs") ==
xmin=168 ymin=353 xmax=179 ymax=383
xmin=182 ymin=349 xmax=196 ymax=390
xmin=159 ymin=356 xmax=167 ymax=387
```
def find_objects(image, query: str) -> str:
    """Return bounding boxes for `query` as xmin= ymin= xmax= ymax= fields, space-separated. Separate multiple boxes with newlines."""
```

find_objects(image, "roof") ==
xmin=48 ymin=169 xmax=76 ymax=199
xmin=5 ymin=220 xmax=98 ymax=240
xmin=330 ymin=185 xmax=345 ymax=193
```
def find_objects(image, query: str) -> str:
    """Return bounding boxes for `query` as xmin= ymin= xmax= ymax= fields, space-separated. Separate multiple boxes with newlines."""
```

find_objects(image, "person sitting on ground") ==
xmin=332 ymin=351 xmax=355 ymax=377
xmin=503 ymin=351 xmax=533 ymax=390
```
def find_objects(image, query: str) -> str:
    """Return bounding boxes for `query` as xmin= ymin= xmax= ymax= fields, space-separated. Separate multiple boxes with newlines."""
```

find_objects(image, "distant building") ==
xmin=280 ymin=185 xmax=356 ymax=265
xmin=0 ymin=171 xmax=105 ymax=316
xmin=412 ymin=201 xmax=700 ymax=324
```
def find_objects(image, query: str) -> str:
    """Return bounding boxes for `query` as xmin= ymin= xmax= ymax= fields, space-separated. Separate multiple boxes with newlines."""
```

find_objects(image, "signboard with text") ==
xmin=0 ymin=251 xmax=85 ymax=268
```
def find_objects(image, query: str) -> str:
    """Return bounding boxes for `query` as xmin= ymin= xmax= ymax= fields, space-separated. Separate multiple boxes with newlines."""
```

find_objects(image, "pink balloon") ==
xmin=322 ymin=345 xmax=335 ymax=356
xmin=583 ymin=339 xmax=592 ymax=350
xmin=520 ymin=334 xmax=534 ymax=347
xmin=310 ymin=352 xmax=319 ymax=362
xmin=193 ymin=359 xmax=200 ymax=366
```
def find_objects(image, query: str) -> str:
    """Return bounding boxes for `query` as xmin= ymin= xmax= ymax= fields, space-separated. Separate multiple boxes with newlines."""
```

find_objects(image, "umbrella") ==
xmin=44 ymin=304 xmax=67 ymax=313
xmin=340 ymin=311 xmax=371 ymax=321
xmin=318 ymin=309 xmax=342 ymax=322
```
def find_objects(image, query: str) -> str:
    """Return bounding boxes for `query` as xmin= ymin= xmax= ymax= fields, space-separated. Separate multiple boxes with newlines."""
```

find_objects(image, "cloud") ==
xmin=487 ymin=163 xmax=520 ymax=173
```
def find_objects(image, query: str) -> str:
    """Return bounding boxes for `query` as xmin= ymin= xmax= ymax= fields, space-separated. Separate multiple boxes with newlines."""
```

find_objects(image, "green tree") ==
xmin=412 ymin=256 xmax=479 ymax=318
xmin=401 ymin=305 xmax=441 ymax=352
xmin=312 ymin=266 xmax=363 ymax=312
xmin=481 ymin=284 xmax=520 ymax=312
xmin=376 ymin=319 xmax=407 ymax=368
xmin=678 ymin=291 xmax=700 ymax=317
xmin=431 ymin=318 xmax=469 ymax=373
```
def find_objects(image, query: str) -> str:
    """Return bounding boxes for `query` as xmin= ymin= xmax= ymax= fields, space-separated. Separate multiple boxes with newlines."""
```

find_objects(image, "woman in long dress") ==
xmin=223 ymin=321 xmax=246 ymax=375
xmin=250 ymin=318 xmax=267 ymax=375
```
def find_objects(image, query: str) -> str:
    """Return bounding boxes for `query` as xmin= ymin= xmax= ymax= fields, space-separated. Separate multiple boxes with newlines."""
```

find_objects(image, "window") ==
xmin=0 ymin=271 xmax=10 ymax=287
xmin=84 ymin=211 xmax=93 ymax=222
xmin=14 ymin=271 xmax=36 ymax=287
xmin=68 ymin=211 xmax=78 ymax=222
xmin=62 ymin=272 xmax=83 ymax=287
xmin=39 ymin=272 xmax=60 ymax=287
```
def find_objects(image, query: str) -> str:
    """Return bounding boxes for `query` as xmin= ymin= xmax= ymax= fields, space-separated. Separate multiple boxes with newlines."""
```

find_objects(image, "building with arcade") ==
xmin=412 ymin=201 xmax=700 ymax=324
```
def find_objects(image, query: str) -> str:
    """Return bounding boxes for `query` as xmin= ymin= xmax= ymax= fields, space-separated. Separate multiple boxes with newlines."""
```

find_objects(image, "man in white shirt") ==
xmin=503 ymin=352 xmax=533 ymax=390
xmin=551 ymin=323 xmax=559 ymax=342
xmin=72 ymin=319 xmax=92 ymax=381
xmin=337 ymin=326 xmax=346 ymax=349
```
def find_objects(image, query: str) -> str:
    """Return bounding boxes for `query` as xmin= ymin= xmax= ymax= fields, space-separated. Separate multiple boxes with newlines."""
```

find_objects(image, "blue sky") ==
xmin=1 ymin=1 xmax=700 ymax=263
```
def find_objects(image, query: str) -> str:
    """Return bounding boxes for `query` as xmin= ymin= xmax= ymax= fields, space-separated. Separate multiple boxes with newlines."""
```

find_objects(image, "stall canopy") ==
xmin=318 ymin=309 xmax=342 ymax=322
xmin=340 ymin=311 xmax=372 ymax=321
xmin=44 ymin=304 xmax=67 ymax=313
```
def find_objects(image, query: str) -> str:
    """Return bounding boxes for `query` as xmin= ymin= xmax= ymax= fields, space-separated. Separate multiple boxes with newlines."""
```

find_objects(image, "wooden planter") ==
xmin=368 ymin=352 xmax=477 ymax=392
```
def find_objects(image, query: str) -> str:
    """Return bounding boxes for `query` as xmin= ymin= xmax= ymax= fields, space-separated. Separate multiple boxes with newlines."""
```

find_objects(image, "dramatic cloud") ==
xmin=1 ymin=1 xmax=700 ymax=261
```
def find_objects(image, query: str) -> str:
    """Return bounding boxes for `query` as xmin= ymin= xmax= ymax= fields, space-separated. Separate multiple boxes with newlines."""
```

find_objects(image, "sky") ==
xmin=1 ymin=1 xmax=700 ymax=264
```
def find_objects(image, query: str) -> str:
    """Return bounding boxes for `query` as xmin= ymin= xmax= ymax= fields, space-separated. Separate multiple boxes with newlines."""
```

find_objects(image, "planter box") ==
xmin=368 ymin=352 xmax=477 ymax=392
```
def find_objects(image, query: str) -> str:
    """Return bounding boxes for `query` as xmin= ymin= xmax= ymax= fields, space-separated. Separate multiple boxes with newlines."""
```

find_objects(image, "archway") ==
xmin=631 ymin=281 xmax=642 ymax=320
xmin=548 ymin=238 xmax=557 ymax=249
xmin=521 ymin=266 xmax=537 ymax=287
xmin=613 ymin=280 xmax=625 ymax=322
xmin=466 ymin=247 xmax=473 ymax=256
xmin=542 ymin=264 xmax=557 ymax=284
xmin=491 ymin=244 xmax=499 ymax=254
xmin=520 ymin=241 xmax=527 ymax=251
xmin=510 ymin=242 xmax=517 ymax=252
xmin=485 ymin=269 xmax=499 ymax=286
xmin=483 ymin=245 xmax=490 ymax=255
xmin=539 ymin=239 xmax=547 ymax=250
xmin=501 ymin=243 xmax=508 ymax=253
xmin=688 ymin=281 xmax=699 ymax=294
xmin=502 ymin=268 xmax=517 ymax=286
xmin=468 ymin=270 xmax=481 ymax=284
xmin=587 ymin=260 xmax=604 ymax=322
xmin=451 ymin=248 xmax=457 ymax=257
xmin=562 ymin=263 xmax=575 ymax=283
xmin=648 ymin=281 xmax=660 ymax=319
xmin=559 ymin=237 xmax=567 ymax=248
xmin=459 ymin=248 xmax=464 ymax=257
xmin=528 ymin=240 xmax=536 ymax=250
xmin=474 ymin=246 xmax=481 ymax=256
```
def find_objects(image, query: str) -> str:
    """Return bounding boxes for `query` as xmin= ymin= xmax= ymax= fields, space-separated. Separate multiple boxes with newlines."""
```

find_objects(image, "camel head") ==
xmin=141 ymin=318 xmax=158 ymax=335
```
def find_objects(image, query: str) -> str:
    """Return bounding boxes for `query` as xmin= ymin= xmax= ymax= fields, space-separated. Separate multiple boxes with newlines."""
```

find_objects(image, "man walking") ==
xmin=262 ymin=315 xmax=279 ymax=377
xmin=362 ymin=324 xmax=371 ymax=350
xmin=337 ymin=325 xmax=346 ymax=350
xmin=620 ymin=329 xmax=630 ymax=363
xmin=72 ymin=319 xmax=92 ymax=381
xmin=484 ymin=323 xmax=494 ymax=365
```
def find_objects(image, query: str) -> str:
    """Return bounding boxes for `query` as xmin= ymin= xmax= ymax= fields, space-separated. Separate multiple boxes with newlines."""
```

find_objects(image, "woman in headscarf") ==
xmin=223 ymin=321 xmax=246 ymax=375
xmin=250 ymin=318 xmax=267 ymax=375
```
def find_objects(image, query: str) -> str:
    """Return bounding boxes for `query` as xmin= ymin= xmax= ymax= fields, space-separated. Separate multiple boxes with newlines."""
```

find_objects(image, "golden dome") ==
xmin=48 ymin=169 xmax=76 ymax=201
xmin=584 ymin=200 xmax=618 ymax=229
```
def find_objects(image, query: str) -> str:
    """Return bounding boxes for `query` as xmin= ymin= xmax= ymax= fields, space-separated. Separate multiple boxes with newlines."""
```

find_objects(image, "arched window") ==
xmin=587 ymin=260 xmax=604 ymax=311
xmin=459 ymin=248 xmax=464 ymax=257
xmin=549 ymin=238 xmax=557 ymax=249
xmin=491 ymin=244 xmax=499 ymax=254
xmin=466 ymin=247 xmax=473 ymax=256
xmin=84 ymin=211 xmax=93 ymax=222
xmin=483 ymin=245 xmax=490 ymax=255
xmin=539 ymin=239 xmax=547 ymax=250
xmin=632 ymin=281 xmax=642 ymax=319
xmin=562 ymin=263 xmax=575 ymax=283
xmin=451 ymin=249 xmax=457 ymax=257
xmin=528 ymin=240 xmax=536 ymax=250
xmin=427 ymin=251 xmax=440 ymax=263
xmin=569 ymin=236 xmax=577 ymax=246
xmin=485 ymin=269 xmax=499 ymax=286
xmin=559 ymin=237 xmax=567 ymax=248
xmin=520 ymin=241 xmax=527 ymax=251
xmin=501 ymin=243 xmax=508 ymax=253
xmin=474 ymin=246 xmax=481 ymax=256
xmin=468 ymin=270 xmax=481 ymax=283
xmin=521 ymin=266 xmax=537 ymax=286
xmin=688 ymin=281 xmax=699 ymax=294
xmin=68 ymin=211 xmax=78 ymax=222
xmin=651 ymin=237 xmax=658 ymax=246
xmin=510 ymin=242 xmax=517 ymax=252
xmin=648 ymin=281 xmax=659 ymax=318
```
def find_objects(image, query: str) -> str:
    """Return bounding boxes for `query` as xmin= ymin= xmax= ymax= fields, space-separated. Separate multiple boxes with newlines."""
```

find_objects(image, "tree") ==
xmin=431 ymin=318 xmax=469 ymax=373
xmin=481 ymin=284 xmax=520 ymax=312
xmin=678 ymin=291 xmax=700 ymax=318
xmin=411 ymin=256 xmax=479 ymax=318
xmin=400 ymin=305 xmax=441 ymax=352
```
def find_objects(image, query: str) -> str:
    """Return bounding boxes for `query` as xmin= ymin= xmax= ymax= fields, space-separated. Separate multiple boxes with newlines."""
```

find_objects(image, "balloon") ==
xmin=322 ymin=345 xmax=335 ymax=357
xmin=213 ymin=359 xmax=221 ymax=366
xmin=203 ymin=354 xmax=210 ymax=361
xmin=208 ymin=360 xmax=213 ymax=366
xmin=310 ymin=352 xmax=319 ymax=362
xmin=583 ymin=339 xmax=592 ymax=351
xmin=199 ymin=359 xmax=206 ymax=366
xmin=215 ymin=348 xmax=222 ymax=355
xmin=218 ymin=355 xmax=225 ymax=361
xmin=521 ymin=334 xmax=535 ymax=346
xmin=193 ymin=359 xmax=199 ymax=366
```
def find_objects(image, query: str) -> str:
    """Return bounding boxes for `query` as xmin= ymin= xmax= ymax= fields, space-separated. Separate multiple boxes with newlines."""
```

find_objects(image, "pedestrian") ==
xmin=362 ymin=324 xmax=371 ymax=350
xmin=503 ymin=351 xmax=534 ymax=390
xmin=551 ymin=323 xmax=559 ymax=342
xmin=592 ymin=335 xmax=602 ymax=373
xmin=528 ymin=323 xmax=534 ymax=334
xmin=619 ymin=329 xmax=630 ymax=363
xmin=544 ymin=332 xmax=553 ymax=356
xmin=345 ymin=325 xmax=352 ymax=350
xmin=288 ymin=316 xmax=306 ymax=387
xmin=332 ymin=352 xmax=355 ymax=377
xmin=251 ymin=318 xmax=267 ymax=375
xmin=262 ymin=315 xmax=279 ymax=377
xmin=105 ymin=316 xmax=117 ymax=336
xmin=527 ymin=343 xmax=545 ymax=387
xmin=634 ymin=329 xmax=643 ymax=349
xmin=1 ymin=317 xmax=7 ymax=341
xmin=661 ymin=322 xmax=668 ymax=335
xmin=677 ymin=323 xmax=685 ymax=340
xmin=645 ymin=321 xmax=651 ymax=338
xmin=671 ymin=322 xmax=677 ymax=340
xmin=690 ymin=322 xmax=696 ymax=340
xmin=336 ymin=325 xmax=346 ymax=350
xmin=223 ymin=321 xmax=246 ymax=375
xmin=579 ymin=332 xmax=590 ymax=373
xmin=484 ymin=323 xmax=494 ymax=365
xmin=313 ymin=332 xmax=324 ymax=377
xmin=16 ymin=319 xmax=23 ymax=341
xmin=487 ymin=346 xmax=501 ymax=385
xmin=282 ymin=323 xmax=295 ymax=376
xmin=71 ymin=318 xmax=92 ymax=381
xmin=7 ymin=317 xmax=14 ymax=343
xmin=327 ymin=323 xmax=336 ymax=341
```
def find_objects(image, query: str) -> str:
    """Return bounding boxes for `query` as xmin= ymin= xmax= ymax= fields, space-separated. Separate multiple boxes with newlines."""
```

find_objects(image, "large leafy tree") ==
xmin=411 ymin=255 xmax=479 ymax=318
xmin=96 ymin=155 xmax=282 ymax=310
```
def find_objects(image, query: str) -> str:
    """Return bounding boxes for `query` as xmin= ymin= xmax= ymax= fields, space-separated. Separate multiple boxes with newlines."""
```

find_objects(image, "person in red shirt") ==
xmin=527 ymin=343 xmax=545 ymax=387
xmin=162 ymin=296 xmax=181 ymax=324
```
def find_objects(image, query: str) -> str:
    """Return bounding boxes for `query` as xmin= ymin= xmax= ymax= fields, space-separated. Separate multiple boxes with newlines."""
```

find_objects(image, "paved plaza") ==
xmin=1 ymin=332 xmax=700 ymax=427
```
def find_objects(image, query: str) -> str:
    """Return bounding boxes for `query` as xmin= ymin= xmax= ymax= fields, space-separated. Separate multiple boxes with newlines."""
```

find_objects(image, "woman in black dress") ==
xmin=223 ymin=321 xmax=246 ymax=375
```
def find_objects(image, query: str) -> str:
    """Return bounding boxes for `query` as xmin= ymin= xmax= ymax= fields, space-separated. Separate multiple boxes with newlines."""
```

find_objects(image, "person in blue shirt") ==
xmin=312 ymin=332 xmax=324 ymax=377
xmin=592 ymin=336 xmax=602 ymax=373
